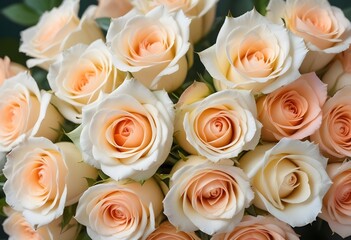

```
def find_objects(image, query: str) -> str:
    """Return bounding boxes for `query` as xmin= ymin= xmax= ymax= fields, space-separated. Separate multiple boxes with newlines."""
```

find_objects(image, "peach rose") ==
xmin=174 ymin=81 xmax=261 ymax=162
xmin=267 ymin=0 xmax=351 ymax=73
xmin=19 ymin=0 xmax=103 ymax=70
xmin=75 ymin=178 xmax=164 ymax=240
xmin=146 ymin=221 xmax=200 ymax=240
xmin=211 ymin=215 xmax=299 ymax=240
xmin=240 ymin=138 xmax=331 ymax=227
xmin=3 ymin=209 xmax=79 ymax=240
xmin=0 ymin=56 xmax=26 ymax=86
xmin=3 ymin=137 xmax=98 ymax=227
xmin=131 ymin=0 xmax=218 ymax=43
xmin=199 ymin=9 xmax=307 ymax=94
xmin=94 ymin=0 xmax=133 ymax=18
xmin=79 ymin=79 xmax=174 ymax=181
xmin=48 ymin=39 xmax=126 ymax=124
xmin=319 ymin=161 xmax=351 ymax=238
xmin=163 ymin=155 xmax=254 ymax=235
xmin=106 ymin=6 xmax=191 ymax=92
xmin=257 ymin=72 xmax=327 ymax=141
xmin=310 ymin=86 xmax=351 ymax=161
xmin=0 ymin=72 xmax=63 ymax=153
xmin=323 ymin=45 xmax=351 ymax=95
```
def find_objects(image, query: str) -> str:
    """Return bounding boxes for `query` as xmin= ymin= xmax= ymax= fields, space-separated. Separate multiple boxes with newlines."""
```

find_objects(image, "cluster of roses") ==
xmin=1 ymin=0 xmax=351 ymax=239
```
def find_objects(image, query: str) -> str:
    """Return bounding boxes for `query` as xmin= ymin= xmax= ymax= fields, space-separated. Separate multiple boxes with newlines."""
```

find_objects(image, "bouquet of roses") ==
xmin=1 ymin=0 xmax=351 ymax=239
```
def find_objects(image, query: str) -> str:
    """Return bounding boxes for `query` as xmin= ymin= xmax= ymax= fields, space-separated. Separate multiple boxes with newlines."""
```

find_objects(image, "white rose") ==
xmin=267 ymin=0 xmax=351 ymax=73
xmin=199 ymin=9 xmax=307 ymax=94
xmin=3 ymin=137 xmax=98 ymax=227
xmin=0 ymin=72 xmax=63 ymax=153
xmin=80 ymin=79 xmax=174 ymax=181
xmin=75 ymin=178 xmax=164 ymax=240
xmin=0 ymin=56 xmax=26 ymax=86
xmin=19 ymin=0 xmax=104 ymax=70
xmin=48 ymin=39 xmax=126 ymax=124
xmin=3 ymin=209 xmax=79 ymax=240
xmin=163 ymin=155 xmax=254 ymax=235
xmin=106 ymin=6 xmax=191 ymax=92
xmin=174 ymin=81 xmax=261 ymax=162
xmin=131 ymin=0 xmax=218 ymax=43
xmin=239 ymin=138 xmax=332 ymax=227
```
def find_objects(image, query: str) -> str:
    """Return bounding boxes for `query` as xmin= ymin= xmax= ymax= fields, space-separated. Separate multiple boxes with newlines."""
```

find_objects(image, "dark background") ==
xmin=0 ymin=0 xmax=351 ymax=239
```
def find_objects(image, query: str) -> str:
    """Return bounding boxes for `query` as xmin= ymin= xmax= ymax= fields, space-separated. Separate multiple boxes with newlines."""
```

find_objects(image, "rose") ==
xmin=93 ymin=0 xmax=133 ymax=18
xmin=3 ymin=137 xmax=98 ymax=227
xmin=239 ymin=138 xmax=331 ymax=227
xmin=131 ymin=0 xmax=218 ymax=43
xmin=0 ymin=56 xmax=26 ymax=86
xmin=3 ymin=209 xmax=79 ymax=240
xmin=80 ymin=79 xmax=174 ymax=181
xmin=267 ymin=0 xmax=351 ymax=73
xmin=199 ymin=9 xmax=307 ymax=94
xmin=146 ymin=221 xmax=200 ymax=240
xmin=75 ymin=178 xmax=164 ymax=240
xmin=310 ymin=86 xmax=351 ymax=161
xmin=0 ymin=72 xmax=64 ymax=153
xmin=106 ymin=6 xmax=191 ymax=92
xmin=211 ymin=215 xmax=299 ymax=240
xmin=19 ymin=0 xmax=103 ymax=70
xmin=323 ymin=45 xmax=351 ymax=95
xmin=319 ymin=161 xmax=351 ymax=238
xmin=48 ymin=39 xmax=126 ymax=124
xmin=163 ymin=155 xmax=254 ymax=235
xmin=174 ymin=81 xmax=261 ymax=162
xmin=257 ymin=72 xmax=327 ymax=141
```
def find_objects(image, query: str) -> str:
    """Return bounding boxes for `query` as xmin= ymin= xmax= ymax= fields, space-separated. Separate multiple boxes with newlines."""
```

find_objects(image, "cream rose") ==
xmin=3 ymin=209 xmax=79 ymax=240
xmin=323 ymin=45 xmax=351 ymax=95
xmin=79 ymin=79 xmax=174 ymax=181
xmin=239 ymin=138 xmax=331 ymax=227
xmin=211 ymin=215 xmax=299 ymax=240
xmin=310 ymin=86 xmax=351 ymax=161
xmin=19 ymin=0 xmax=104 ymax=70
xmin=175 ymin=81 xmax=261 ymax=162
xmin=106 ymin=6 xmax=191 ymax=92
xmin=0 ymin=72 xmax=63 ymax=153
xmin=0 ymin=56 xmax=26 ymax=86
xmin=131 ymin=0 xmax=218 ymax=43
xmin=163 ymin=155 xmax=254 ymax=235
xmin=75 ymin=178 xmax=164 ymax=240
xmin=199 ymin=9 xmax=307 ymax=94
xmin=257 ymin=72 xmax=327 ymax=141
xmin=146 ymin=221 xmax=200 ymax=240
xmin=94 ymin=0 xmax=133 ymax=18
xmin=267 ymin=0 xmax=351 ymax=73
xmin=3 ymin=137 xmax=98 ymax=227
xmin=48 ymin=39 xmax=126 ymax=124
xmin=319 ymin=161 xmax=351 ymax=238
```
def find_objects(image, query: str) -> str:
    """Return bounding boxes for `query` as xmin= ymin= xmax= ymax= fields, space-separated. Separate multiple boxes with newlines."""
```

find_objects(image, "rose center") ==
xmin=279 ymin=172 xmax=299 ymax=198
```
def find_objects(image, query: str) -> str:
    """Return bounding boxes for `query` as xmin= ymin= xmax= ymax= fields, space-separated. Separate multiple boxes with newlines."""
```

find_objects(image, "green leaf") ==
xmin=344 ymin=7 xmax=351 ymax=21
xmin=31 ymin=67 xmax=50 ymax=91
xmin=2 ymin=3 xmax=40 ymax=26
xmin=0 ymin=198 xmax=8 ymax=217
xmin=95 ymin=18 xmax=111 ymax=31
xmin=253 ymin=0 xmax=269 ymax=15
xmin=24 ymin=0 xmax=56 ymax=14
xmin=76 ymin=229 xmax=92 ymax=240
xmin=61 ymin=204 xmax=77 ymax=230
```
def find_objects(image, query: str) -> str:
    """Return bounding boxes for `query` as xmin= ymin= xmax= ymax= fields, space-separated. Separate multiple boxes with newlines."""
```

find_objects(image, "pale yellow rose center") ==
xmin=195 ymin=108 xmax=242 ymax=150
xmin=68 ymin=63 xmax=104 ymax=96
xmin=184 ymin=170 xmax=240 ymax=215
xmin=112 ymin=113 xmax=152 ymax=153
xmin=234 ymin=34 xmax=275 ymax=78
xmin=328 ymin=105 xmax=351 ymax=148
xmin=0 ymin=94 xmax=40 ymax=146
xmin=129 ymin=25 xmax=174 ymax=64
xmin=95 ymin=191 xmax=143 ymax=234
